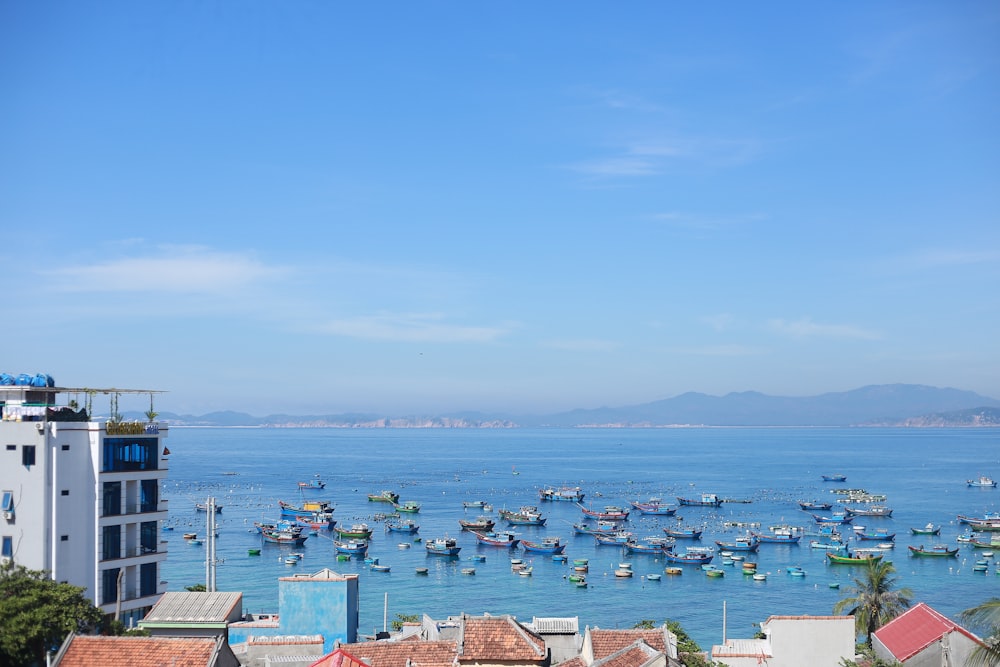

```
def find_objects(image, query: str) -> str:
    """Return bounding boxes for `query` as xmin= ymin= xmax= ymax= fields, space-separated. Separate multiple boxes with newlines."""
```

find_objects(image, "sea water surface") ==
xmin=161 ymin=427 xmax=999 ymax=650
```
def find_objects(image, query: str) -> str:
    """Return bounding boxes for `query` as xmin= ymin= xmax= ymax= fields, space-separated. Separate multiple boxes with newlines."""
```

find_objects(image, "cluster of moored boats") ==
xmin=216 ymin=474 xmax=999 ymax=579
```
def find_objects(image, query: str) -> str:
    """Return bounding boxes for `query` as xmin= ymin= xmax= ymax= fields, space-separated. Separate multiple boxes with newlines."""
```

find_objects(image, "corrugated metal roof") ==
xmin=142 ymin=591 xmax=243 ymax=623
xmin=711 ymin=638 xmax=770 ymax=657
xmin=530 ymin=617 xmax=580 ymax=634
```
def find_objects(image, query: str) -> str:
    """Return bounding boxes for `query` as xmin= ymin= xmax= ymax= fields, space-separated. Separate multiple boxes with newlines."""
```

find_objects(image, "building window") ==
xmin=102 ymin=438 xmax=158 ymax=472
xmin=5 ymin=445 xmax=14 ymax=451
xmin=61 ymin=444 xmax=70 ymax=451
xmin=22 ymin=446 xmax=35 ymax=467
xmin=101 ymin=568 xmax=120 ymax=606
xmin=60 ymin=535 xmax=68 ymax=541
xmin=102 ymin=524 xmax=121 ymax=560
xmin=102 ymin=482 xmax=121 ymax=517
xmin=140 ymin=479 xmax=158 ymax=513
xmin=61 ymin=490 xmax=69 ymax=496
xmin=1 ymin=491 xmax=12 ymax=513
xmin=140 ymin=521 xmax=157 ymax=553
xmin=1 ymin=536 xmax=12 ymax=558
xmin=140 ymin=562 xmax=157 ymax=597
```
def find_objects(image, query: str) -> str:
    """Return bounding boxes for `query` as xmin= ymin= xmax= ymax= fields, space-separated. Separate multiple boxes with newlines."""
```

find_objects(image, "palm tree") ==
xmin=960 ymin=598 xmax=1000 ymax=667
xmin=833 ymin=559 xmax=913 ymax=647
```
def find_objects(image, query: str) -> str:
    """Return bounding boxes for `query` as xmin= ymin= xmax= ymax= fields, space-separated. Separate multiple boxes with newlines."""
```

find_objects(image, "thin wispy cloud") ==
xmin=566 ymin=136 xmax=762 ymax=179
xmin=881 ymin=248 xmax=1000 ymax=273
xmin=768 ymin=318 xmax=883 ymax=341
xmin=317 ymin=313 xmax=513 ymax=343
xmin=43 ymin=247 xmax=288 ymax=295
xmin=702 ymin=314 xmax=737 ymax=332
xmin=541 ymin=339 xmax=620 ymax=352
xmin=671 ymin=344 xmax=766 ymax=357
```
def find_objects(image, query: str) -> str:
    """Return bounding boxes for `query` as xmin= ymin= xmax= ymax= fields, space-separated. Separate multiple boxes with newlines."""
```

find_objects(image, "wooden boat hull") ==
xmin=664 ymin=528 xmax=703 ymax=539
xmin=663 ymin=551 xmax=713 ymax=565
xmin=521 ymin=540 xmax=566 ymax=554
xmin=908 ymin=546 xmax=959 ymax=557
xmin=826 ymin=552 xmax=883 ymax=564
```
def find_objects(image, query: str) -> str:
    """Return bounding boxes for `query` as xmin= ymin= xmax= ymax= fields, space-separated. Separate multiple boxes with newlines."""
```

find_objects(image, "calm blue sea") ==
xmin=160 ymin=427 xmax=1000 ymax=650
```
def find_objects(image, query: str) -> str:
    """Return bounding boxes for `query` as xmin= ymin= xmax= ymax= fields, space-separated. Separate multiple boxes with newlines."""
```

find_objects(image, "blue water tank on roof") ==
xmin=0 ymin=373 xmax=14 ymax=385
xmin=31 ymin=374 xmax=54 ymax=387
xmin=16 ymin=373 xmax=32 ymax=386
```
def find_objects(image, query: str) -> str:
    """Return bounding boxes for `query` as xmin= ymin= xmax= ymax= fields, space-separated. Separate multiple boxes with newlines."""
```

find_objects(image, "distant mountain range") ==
xmin=119 ymin=384 xmax=1000 ymax=428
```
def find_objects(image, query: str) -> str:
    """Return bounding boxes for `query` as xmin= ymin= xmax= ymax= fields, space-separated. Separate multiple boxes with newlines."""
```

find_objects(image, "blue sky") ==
xmin=2 ymin=2 xmax=998 ymax=416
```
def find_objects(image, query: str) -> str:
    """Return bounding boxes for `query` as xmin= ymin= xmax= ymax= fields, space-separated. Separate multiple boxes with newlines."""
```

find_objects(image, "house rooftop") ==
xmin=53 ymin=635 xmax=226 ymax=667
xmin=141 ymin=591 xmax=243 ymax=626
xmin=873 ymin=602 xmax=982 ymax=661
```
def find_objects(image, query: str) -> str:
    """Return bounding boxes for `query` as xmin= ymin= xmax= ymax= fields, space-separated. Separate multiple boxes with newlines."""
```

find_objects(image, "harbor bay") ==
xmin=161 ymin=427 xmax=999 ymax=650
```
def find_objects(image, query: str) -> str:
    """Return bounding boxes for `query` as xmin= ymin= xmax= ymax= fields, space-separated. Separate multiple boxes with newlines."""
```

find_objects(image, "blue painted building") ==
xmin=228 ymin=568 xmax=359 ymax=653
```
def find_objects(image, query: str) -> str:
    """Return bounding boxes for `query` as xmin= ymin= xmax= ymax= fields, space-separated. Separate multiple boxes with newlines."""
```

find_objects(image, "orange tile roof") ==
xmin=335 ymin=639 xmax=459 ymax=667
xmin=459 ymin=616 xmax=547 ymax=662
xmin=589 ymin=629 xmax=667 ymax=658
xmin=593 ymin=643 xmax=659 ymax=667
xmin=554 ymin=657 xmax=587 ymax=667
xmin=55 ymin=635 xmax=223 ymax=667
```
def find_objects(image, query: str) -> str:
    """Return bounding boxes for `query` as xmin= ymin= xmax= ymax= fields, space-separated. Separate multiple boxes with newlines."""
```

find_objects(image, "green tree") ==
xmin=960 ymin=597 xmax=1000 ymax=667
xmin=185 ymin=583 xmax=207 ymax=592
xmin=390 ymin=613 xmax=420 ymax=631
xmin=833 ymin=559 xmax=913 ymax=647
xmin=0 ymin=563 xmax=102 ymax=667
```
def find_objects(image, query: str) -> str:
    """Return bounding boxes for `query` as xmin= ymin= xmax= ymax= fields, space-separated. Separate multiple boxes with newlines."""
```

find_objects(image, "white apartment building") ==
xmin=1 ymin=373 xmax=169 ymax=627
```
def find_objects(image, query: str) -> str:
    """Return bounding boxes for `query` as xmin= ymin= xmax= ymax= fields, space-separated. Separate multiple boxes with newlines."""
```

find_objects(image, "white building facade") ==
xmin=1 ymin=375 xmax=169 ymax=627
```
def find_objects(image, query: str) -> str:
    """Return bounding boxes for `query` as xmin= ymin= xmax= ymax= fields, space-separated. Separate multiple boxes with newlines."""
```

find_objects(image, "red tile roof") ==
xmin=554 ymin=657 xmax=587 ymax=667
xmin=334 ymin=639 xmax=459 ymax=667
xmin=592 ymin=642 xmax=660 ymax=667
xmin=460 ymin=616 xmax=547 ymax=662
xmin=55 ymin=635 xmax=224 ymax=667
xmin=873 ymin=602 xmax=982 ymax=661
xmin=309 ymin=646 xmax=373 ymax=667
xmin=589 ymin=629 xmax=667 ymax=658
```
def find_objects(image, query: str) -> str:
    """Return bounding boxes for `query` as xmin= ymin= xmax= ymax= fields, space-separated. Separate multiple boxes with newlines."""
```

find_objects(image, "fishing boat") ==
xmin=521 ymin=537 xmax=567 ymax=554
xmin=539 ymin=486 xmax=585 ymax=502
xmin=957 ymin=515 xmax=1000 ymax=531
xmin=261 ymin=529 xmax=307 ymax=547
xmin=368 ymin=490 xmax=400 ymax=503
xmin=663 ymin=550 xmax=713 ymax=565
xmin=473 ymin=530 xmax=520 ymax=548
xmin=458 ymin=516 xmax=496 ymax=532
xmin=629 ymin=498 xmax=677 ymax=516
xmin=856 ymin=529 xmax=895 ymax=541
xmin=844 ymin=505 xmax=894 ymax=518
xmin=297 ymin=479 xmax=326 ymax=490
xmin=663 ymin=526 xmax=703 ymax=539
xmin=385 ymin=519 xmax=419 ymax=533
xmin=500 ymin=507 xmax=546 ymax=526
xmin=821 ymin=474 xmax=848 ymax=482
xmin=810 ymin=540 xmax=846 ymax=551
xmin=461 ymin=567 xmax=476 ymax=575
xmin=752 ymin=531 xmax=801 ymax=545
xmin=462 ymin=500 xmax=487 ymax=509
xmin=425 ymin=537 xmax=461 ymax=556
xmin=908 ymin=545 xmax=959 ymax=557
xmin=826 ymin=551 xmax=883 ymax=564
xmin=967 ymin=476 xmax=997 ymax=488
xmin=676 ymin=493 xmax=722 ymax=507
xmin=811 ymin=513 xmax=854 ymax=525
xmin=714 ymin=535 xmax=760 ymax=552
xmin=195 ymin=502 xmax=223 ymax=513
xmin=578 ymin=504 xmax=629 ymax=521
xmin=371 ymin=563 xmax=391 ymax=572
xmin=334 ymin=539 xmax=368 ymax=555
xmin=394 ymin=500 xmax=421 ymax=513
xmin=279 ymin=500 xmax=334 ymax=519
xmin=798 ymin=500 xmax=833 ymax=511
xmin=911 ymin=523 xmax=941 ymax=536
xmin=573 ymin=520 xmax=620 ymax=535
xmin=624 ymin=538 xmax=670 ymax=555
xmin=593 ymin=531 xmax=633 ymax=545
xmin=335 ymin=523 xmax=374 ymax=539
xmin=967 ymin=539 xmax=1000 ymax=549
xmin=248 ymin=548 xmax=261 ymax=556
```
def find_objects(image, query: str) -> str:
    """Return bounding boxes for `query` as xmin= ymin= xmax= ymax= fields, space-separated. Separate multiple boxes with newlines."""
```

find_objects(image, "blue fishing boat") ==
xmin=593 ymin=530 xmax=633 ymax=545
xmin=297 ymin=479 xmax=326 ymax=490
xmin=856 ymin=529 xmax=895 ymax=541
xmin=573 ymin=520 xmax=620 ymax=535
xmin=279 ymin=500 xmax=334 ymax=520
xmin=811 ymin=513 xmax=853 ymax=525
xmin=822 ymin=474 xmax=847 ymax=482
xmin=967 ymin=476 xmax=997 ymax=488
xmin=577 ymin=504 xmax=629 ymax=521
xmin=752 ymin=531 xmax=801 ymax=545
xmin=663 ymin=526 xmax=703 ymax=539
xmin=663 ymin=550 xmax=713 ymax=565
xmin=385 ymin=519 xmax=420 ymax=534
xmin=844 ymin=505 xmax=893 ymax=518
xmin=425 ymin=537 xmax=461 ymax=556
xmin=334 ymin=539 xmax=368 ymax=555
xmin=521 ymin=537 xmax=567 ymax=554
xmin=715 ymin=535 xmax=760 ymax=552
xmin=500 ymin=507 xmax=546 ymax=526
xmin=629 ymin=498 xmax=677 ymax=516
xmin=798 ymin=500 xmax=832 ymax=511
xmin=624 ymin=538 xmax=671 ymax=555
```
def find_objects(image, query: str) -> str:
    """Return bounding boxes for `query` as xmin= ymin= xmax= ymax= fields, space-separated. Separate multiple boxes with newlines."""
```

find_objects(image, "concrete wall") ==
xmin=278 ymin=574 xmax=359 ymax=652
xmin=766 ymin=616 xmax=855 ymax=667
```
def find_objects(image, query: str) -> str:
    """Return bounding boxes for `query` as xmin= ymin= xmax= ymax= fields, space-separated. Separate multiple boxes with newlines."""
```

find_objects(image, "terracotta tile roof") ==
xmin=589 ymin=629 xmax=667 ymax=658
xmin=55 ymin=635 xmax=224 ymax=667
xmin=334 ymin=639 xmax=459 ymax=667
xmin=459 ymin=615 xmax=547 ymax=661
xmin=591 ymin=641 xmax=661 ymax=667
xmin=554 ymin=657 xmax=587 ymax=667
xmin=873 ymin=602 xmax=983 ymax=661
xmin=309 ymin=646 xmax=373 ymax=667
